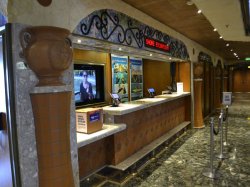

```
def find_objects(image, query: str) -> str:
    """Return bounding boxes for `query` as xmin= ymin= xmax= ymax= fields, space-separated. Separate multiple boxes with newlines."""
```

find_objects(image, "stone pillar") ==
xmin=20 ymin=26 xmax=74 ymax=187
xmin=193 ymin=63 xmax=204 ymax=128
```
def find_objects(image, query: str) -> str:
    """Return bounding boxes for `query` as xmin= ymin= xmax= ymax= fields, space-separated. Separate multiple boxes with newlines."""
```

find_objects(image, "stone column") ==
xmin=20 ymin=26 xmax=74 ymax=187
xmin=193 ymin=63 xmax=204 ymax=128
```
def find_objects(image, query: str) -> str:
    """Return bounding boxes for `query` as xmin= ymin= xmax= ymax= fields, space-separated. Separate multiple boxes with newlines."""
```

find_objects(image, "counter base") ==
xmin=108 ymin=121 xmax=191 ymax=171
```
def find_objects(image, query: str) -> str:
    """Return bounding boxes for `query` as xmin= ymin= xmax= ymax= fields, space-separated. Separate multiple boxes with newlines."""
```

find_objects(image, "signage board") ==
xmin=222 ymin=92 xmax=232 ymax=105
xmin=145 ymin=37 xmax=170 ymax=52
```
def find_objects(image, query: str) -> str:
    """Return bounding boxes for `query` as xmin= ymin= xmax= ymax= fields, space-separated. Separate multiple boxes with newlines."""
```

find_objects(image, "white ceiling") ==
xmin=193 ymin=0 xmax=250 ymax=41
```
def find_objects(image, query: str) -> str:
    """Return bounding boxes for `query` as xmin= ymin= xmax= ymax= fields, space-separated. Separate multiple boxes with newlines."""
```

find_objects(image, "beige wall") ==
xmin=4 ymin=0 xmax=224 ymax=66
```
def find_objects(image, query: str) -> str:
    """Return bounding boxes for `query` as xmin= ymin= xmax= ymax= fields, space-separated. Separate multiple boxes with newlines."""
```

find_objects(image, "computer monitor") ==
xmin=110 ymin=93 xmax=120 ymax=107
xmin=148 ymin=88 xmax=155 ymax=98
xmin=110 ymin=93 xmax=120 ymax=99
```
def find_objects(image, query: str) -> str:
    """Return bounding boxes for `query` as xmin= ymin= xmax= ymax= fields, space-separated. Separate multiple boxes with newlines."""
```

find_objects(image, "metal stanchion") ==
xmin=202 ymin=117 xmax=220 ymax=179
xmin=223 ymin=105 xmax=230 ymax=146
xmin=216 ymin=109 xmax=229 ymax=159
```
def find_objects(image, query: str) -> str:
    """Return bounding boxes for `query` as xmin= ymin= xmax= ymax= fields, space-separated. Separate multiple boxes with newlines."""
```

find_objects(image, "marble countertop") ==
xmin=103 ymin=92 xmax=190 ymax=115
xmin=77 ymin=123 xmax=126 ymax=148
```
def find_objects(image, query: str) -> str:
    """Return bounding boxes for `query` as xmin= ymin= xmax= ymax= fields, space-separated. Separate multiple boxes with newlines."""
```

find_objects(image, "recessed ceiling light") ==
xmin=213 ymin=28 xmax=217 ymax=31
xmin=197 ymin=10 xmax=202 ymax=14
xmin=230 ymin=49 xmax=233 ymax=51
xmin=149 ymin=53 xmax=152 ymax=56
xmin=234 ymin=53 xmax=237 ymax=55
xmin=226 ymin=43 xmax=229 ymax=47
xmin=118 ymin=47 xmax=122 ymax=51
xmin=186 ymin=1 xmax=193 ymax=5
xmin=169 ymin=57 xmax=172 ymax=60
xmin=77 ymin=39 xmax=81 ymax=43
xmin=219 ymin=36 xmax=223 ymax=39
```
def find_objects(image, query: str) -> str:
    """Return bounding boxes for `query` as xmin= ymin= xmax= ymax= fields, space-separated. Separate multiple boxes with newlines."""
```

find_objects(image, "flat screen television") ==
xmin=74 ymin=63 xmax=105 ymax=108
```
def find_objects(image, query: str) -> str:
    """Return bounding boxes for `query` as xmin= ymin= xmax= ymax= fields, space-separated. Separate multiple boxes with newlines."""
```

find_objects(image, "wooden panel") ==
xmin=193 ymin=80 xmax=204 ymax=128
xmin=122 ymin=0 xmax=250 ymax=61
xmin=143 ymin=59 xmax=171 ymax=96
xmin=78 ymin=137 xmax=112 ymax=179
xmin=203 ymin=62 xmax=211 ymax=117
xmin=178 ymin=62 xmax=190 ymax=92
xmin=233 ymin=69 xmax=250 ymax=92
xmin=73 ymin=49 xmax=108 ymax=63
xmin=211 ymin=67 xmax=216 ymax=111
xmin=214 ymin=78 xmax=221 ymax=108
xmin=112 ymin=96 xmax=189 ymax=164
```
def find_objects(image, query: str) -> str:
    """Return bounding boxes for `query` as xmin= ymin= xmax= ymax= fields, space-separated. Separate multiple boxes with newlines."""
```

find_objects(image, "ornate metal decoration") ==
xmin=73 ymin=9 xmax=189 ymax=60
xmin=198 ymin=52 xmax=212 ymax=63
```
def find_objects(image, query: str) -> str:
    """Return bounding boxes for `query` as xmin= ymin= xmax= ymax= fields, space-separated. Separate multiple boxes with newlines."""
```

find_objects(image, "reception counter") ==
xmin=77 ymin=92 xmax=191 ymax=179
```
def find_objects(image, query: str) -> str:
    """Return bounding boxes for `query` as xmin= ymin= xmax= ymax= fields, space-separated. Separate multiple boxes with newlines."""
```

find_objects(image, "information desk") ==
xmin=103 ymin=92 xmax=191 ymax=164
xmin=77 ymin=92 xmax=190 ymax=179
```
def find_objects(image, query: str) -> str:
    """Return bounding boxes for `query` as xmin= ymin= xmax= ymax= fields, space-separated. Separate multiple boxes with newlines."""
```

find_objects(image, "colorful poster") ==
xmin=111 ymin=54 xmax=129 ymax=102
xmin=130 ymin=57 xmax=143 ymax=101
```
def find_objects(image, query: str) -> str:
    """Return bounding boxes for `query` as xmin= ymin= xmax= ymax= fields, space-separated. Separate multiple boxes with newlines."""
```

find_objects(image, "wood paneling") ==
xmin=203 ymin=62 xmax=212 ymax=117
xmin=112 ymin=96 xmax=190 ymax=164
xmin=178 ymin=62 xmax=190 ymax=92
xmin=193 ymin=80 xmax=204 ymax=128
xmin=78 ymin=137 xmax=113 ymax=179
xmin=143 ymin=59 xmax=171 ymax=96
xmin=122 ymin=0 xmax=250 ymax=61
xmin=233 ymin=69 xmax=250 ymax=92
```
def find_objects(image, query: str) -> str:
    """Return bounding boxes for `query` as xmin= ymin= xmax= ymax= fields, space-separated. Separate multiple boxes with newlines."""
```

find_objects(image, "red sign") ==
xmin=145 ymin=37 xmax=170 ymax=52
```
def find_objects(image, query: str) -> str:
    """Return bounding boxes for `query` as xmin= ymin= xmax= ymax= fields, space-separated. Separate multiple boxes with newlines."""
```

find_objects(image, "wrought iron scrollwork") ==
xmin=80 ymin=11 xmax=125 ymax=43
xmin=75 ymin=9 xmax=190 ymax=60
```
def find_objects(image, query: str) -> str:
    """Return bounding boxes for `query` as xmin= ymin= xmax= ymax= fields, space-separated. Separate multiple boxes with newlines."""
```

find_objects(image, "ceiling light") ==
xmin=186 ymin=1 xmax=193 ymax=5
xmin=213 ymin=28 xmax=217 ymax=31
xmin=149 ymin=53 xmax=152 ymax=56
xmin=118 ymin=47 xmax=122 ymax=51
xmin=169 ymin=57 xmax=172 ymax=60
xmin=234 ymin=53 xmax=237 ymax=55
xmin=219 ymin=36 xmax=223 ymax=39
xmin=77 ymin=39 xmax=81 ymax=43
xmin=226 ymin=43 xmax=229 ymax=47
xmin=230 ymin=49 xmax=233 ymax=51
xmin=248 ymin=66 xmax=250 ymax=68
xmin=197 ymin=10 xmax=202 ymax=14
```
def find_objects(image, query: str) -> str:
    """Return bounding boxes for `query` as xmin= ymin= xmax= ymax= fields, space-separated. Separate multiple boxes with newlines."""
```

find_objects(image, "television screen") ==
xmin=74 ymin=63 xmax=105 ymax=107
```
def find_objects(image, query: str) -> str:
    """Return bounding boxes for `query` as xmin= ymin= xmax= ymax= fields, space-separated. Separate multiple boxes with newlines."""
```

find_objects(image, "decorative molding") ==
xmin=198 ymin=51 xmax=212 ymax=63
xmin=73 ymin=9 xmax=189 ymax=60
xmin=194 ymin=78 xmax=203 ymax=81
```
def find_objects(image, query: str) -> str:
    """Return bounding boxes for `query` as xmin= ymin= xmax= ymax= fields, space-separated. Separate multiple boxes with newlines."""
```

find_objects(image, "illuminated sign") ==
xmin=245 ymin=57 xmax=250 ymax=61
xmin=145 ymin=37 xmax=170 ymax=52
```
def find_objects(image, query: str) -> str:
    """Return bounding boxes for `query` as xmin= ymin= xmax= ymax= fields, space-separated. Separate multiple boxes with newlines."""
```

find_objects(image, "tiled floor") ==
xmin=81 ymin=93 xmax=250 ymax=187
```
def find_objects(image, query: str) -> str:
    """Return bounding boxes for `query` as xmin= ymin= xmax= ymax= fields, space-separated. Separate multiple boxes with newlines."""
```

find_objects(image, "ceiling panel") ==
xmin=122 ymin=0 xmax=250 ymax=62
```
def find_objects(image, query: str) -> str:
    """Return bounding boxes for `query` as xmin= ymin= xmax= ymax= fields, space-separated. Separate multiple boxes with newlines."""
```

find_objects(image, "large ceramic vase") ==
xmin=20 ymin=26 xmax=74 ymax=187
